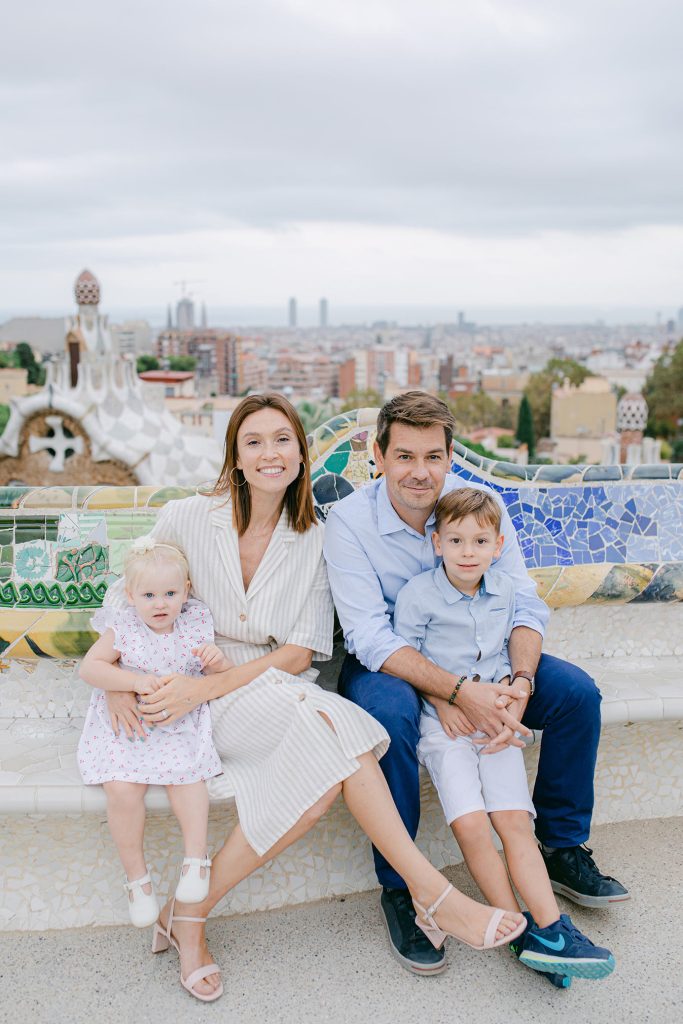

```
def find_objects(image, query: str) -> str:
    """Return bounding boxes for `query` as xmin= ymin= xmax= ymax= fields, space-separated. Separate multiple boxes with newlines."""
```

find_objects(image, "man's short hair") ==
xmin=434 ymin=488 xmax=502 ymax=534
xmin=375 ymin=391 xmax=455 ymax=455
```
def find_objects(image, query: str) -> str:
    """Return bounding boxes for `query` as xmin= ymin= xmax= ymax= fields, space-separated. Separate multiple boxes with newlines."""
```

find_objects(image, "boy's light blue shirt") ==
xmin=393 ymin=564 xmax=516 ymax=719
xmin=323 ymin=474 xmax=549 ymax=674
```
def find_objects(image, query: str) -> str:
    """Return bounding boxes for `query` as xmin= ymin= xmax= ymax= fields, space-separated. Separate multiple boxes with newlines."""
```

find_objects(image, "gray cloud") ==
xmin=2 ymin=0 xmax=683 ymax=251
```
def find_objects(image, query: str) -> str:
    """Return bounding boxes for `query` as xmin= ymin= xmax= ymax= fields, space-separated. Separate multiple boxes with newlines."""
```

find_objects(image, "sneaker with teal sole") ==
xmin=519 ymin=914 xmax=615 ymax=980
xmin=509 ymin=912 xmax=572 ymax=989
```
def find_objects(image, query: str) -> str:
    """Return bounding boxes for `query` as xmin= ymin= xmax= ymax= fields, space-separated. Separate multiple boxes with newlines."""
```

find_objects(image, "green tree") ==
xmin=13 ymin=342 xmax=46 ymax=386
xmin=515 ymin=394 xmax=536 ymax=458
xmin=0 ymin=403 xmax=9 ymax=436
xmin=447 ymin=391 xmax=500 ymax=432
xmin=340 ymin=388 xmax=382 ymax=412
xmin=136 ymin=354 xmax=160 ymax=373
xmin=524 ymin=358 xmax=592 ymax=440
xmin=168 ymin=355 xmax=197 ymax=372
xmin=297 ymin=400 xmax=335 ymax=433
xmin=0 ymin=351 xmax=18 ymax=368
xmin=643 ymin=339 xmax=683 ymax=438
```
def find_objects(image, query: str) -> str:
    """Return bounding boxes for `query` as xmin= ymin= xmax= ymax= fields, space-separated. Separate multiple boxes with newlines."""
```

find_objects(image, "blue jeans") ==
xmin=339 ymin=652 xmax=601 ymax=890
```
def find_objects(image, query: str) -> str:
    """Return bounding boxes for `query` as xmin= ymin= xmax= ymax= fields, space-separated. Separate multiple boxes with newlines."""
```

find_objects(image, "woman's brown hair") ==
xmin=213 ymin=392 xmax=317 ymax=535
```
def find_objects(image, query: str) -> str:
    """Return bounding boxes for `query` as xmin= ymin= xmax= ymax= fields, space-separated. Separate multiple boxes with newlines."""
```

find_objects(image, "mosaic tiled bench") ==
xmin=1 ymin=409 xmax=682 ymax=930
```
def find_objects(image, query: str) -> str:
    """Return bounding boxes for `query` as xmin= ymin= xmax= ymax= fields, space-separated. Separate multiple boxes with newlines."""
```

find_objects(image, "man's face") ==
xmin=374 ymin=423 xmax=451 ymax=521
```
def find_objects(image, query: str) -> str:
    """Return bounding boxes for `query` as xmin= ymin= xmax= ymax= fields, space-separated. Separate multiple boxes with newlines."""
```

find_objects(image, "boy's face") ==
xmin=432 ymin=513 xmax=503 ymax=593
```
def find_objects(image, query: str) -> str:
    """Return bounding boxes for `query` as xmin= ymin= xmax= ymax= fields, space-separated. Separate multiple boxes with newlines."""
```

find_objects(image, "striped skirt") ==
xmin=207 ymin=667 xmax=390 ymax=855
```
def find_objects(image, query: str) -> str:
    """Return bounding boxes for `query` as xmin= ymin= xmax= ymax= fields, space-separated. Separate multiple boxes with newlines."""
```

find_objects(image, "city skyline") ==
xmin=2 ymin=2 xmax=682 ymax=309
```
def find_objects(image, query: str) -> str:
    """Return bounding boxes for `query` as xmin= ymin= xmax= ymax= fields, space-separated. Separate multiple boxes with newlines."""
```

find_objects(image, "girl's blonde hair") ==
xmin=123 ymin=539 xmax=190 ymax=589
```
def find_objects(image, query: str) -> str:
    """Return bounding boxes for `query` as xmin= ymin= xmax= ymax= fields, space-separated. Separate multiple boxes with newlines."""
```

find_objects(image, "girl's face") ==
xmin=235 ymin=407 xmax=303 ymax=497
xmin=126 ymin=562 xmax=190 ymax=633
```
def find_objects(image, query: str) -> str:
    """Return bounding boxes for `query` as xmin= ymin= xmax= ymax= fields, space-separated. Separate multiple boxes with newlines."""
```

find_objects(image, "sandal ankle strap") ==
xmin=424 ymin=882 xmax=453 ymax=921
xmin=182 ymin=856 xmax=212 ymax=868
xmin=124 ymin=872 xmax=152 ymax=892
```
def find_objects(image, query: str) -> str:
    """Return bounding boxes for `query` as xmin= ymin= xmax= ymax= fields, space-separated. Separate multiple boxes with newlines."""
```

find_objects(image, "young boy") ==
xmin=393 ymin=488 xmax=615 ymax=985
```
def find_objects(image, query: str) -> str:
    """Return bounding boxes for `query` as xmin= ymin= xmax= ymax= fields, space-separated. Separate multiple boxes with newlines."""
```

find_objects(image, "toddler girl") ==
xmin=78 ymin=536 xmax=225 ymax=927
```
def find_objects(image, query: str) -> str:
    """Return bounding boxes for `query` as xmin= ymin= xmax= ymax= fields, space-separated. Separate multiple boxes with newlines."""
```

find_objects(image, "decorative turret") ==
xmin=74 ymin=269 xmax=101 ymax=308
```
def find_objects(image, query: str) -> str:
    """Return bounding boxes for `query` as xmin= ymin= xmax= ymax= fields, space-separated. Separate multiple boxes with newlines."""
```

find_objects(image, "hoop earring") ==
xmin=229 ymin=467 xmax=246 ymax=488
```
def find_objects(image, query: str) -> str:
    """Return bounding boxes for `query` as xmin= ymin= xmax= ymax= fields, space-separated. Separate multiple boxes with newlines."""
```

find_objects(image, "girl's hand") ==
xmin=138 ymin=674 xmax=206 ymax=725
xmin=193 ymin=643 xmax=233 ymax=674
xmin=105 ymin=691 xmax=150 ymax=740
xmin=133 ymin=674 xmax=163 ymax=695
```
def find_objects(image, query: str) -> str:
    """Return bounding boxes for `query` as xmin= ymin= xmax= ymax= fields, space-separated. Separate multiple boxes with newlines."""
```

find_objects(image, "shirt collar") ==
xmin=376 ymin=478 xmax=437 ymax=538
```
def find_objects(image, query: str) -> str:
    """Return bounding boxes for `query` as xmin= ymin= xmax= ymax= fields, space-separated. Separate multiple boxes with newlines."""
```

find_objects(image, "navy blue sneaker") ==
xmin=509 ymin=912 xmax=572 ymax=989
xmin=519 ymin=914 xmax=615 ymax=979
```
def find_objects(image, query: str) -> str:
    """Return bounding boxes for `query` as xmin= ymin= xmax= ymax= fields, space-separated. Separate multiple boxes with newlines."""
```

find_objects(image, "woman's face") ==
xmin=235 ymin=407 xmax=303 ymax=496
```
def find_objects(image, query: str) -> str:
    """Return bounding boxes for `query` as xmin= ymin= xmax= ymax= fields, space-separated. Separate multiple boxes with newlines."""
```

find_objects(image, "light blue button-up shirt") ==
xmin=323 ymin=474 xmax=549 ymax=674
xmin=393 ymin=565 xmax=515 ymax=719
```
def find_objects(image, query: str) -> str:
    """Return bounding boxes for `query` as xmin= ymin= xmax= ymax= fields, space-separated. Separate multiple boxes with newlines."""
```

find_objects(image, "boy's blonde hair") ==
xmin=123 ymin=538 xmax=190 ymax=589
xmin=434 ymin=488 xmax=502 ymax=534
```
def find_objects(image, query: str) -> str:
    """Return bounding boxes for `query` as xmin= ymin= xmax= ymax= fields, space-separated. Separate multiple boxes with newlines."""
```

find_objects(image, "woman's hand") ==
xmin=105 ymin=691 xmax=150 ymax=740
xmin=137 ymin=673 xmax=207 ymax=725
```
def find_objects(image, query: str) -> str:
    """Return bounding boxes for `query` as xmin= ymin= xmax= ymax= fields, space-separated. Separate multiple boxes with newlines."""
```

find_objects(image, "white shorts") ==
xmin=417 ymin=713 xmax=536 ymax=825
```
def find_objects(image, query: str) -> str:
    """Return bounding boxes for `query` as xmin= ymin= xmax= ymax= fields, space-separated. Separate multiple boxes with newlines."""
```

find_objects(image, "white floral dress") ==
xmin=77 ymin=601 xmax=222 ymax=786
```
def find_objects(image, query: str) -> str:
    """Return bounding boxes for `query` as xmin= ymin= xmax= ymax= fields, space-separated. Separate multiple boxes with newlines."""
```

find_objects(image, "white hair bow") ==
xmin=130 ymin=534 xmax=157 ymax=554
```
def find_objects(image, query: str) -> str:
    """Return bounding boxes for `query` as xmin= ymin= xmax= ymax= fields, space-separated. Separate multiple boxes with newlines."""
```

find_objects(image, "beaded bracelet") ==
xmin=448 ymin=675 xmax=467 ymax=706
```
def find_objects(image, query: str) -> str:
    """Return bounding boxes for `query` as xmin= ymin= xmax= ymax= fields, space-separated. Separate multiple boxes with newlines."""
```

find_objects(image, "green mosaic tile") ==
xmin=0 ymin=522 xmax=13 ymax=546
xmin=14 ymin=516 xmax=47 ymax=545
xmin=55 ymin=543 xmax=108 ymax=583
xmin=146 ymin=486 xmax=196 ymax=507
xmin=103 ymin=511 xmax=157 ymax=540
xmin=324 ymin=451 xmax=351 ymax=474
xmin=0 ymin=487 xmax=31 ymax=509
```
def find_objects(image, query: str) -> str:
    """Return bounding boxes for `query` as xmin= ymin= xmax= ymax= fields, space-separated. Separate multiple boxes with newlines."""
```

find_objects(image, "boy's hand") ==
xmin=133 ymin=674 xmax=163 ymax=695
xmin=431 ymin=696 xmax=476 ymax=739
xmin=193 ymin=643 xmax=233 ymax=674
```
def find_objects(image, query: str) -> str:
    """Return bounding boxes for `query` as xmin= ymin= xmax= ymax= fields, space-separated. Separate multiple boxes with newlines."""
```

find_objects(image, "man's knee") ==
xmin=537 ymin=655 xmax=601 ymax=718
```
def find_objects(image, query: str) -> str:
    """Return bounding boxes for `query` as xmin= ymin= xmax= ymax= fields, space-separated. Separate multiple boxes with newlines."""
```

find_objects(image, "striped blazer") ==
xmin=149 ymin=494 xmax=334 ymax=681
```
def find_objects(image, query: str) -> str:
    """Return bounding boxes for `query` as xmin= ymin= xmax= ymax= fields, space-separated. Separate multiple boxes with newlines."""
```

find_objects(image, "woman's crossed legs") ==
xmin=161 ymin=750 xmax=524 ymax=996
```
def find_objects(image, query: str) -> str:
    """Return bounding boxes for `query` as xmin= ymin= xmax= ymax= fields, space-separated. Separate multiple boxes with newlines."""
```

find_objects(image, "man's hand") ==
xmin=431 ymin=696 xmax=476 ymax=739
xmin=193 ymin=643 xmax=233 ymax=674
xmin=455 ymin=678 xmax=532 ymax=744
xmin=479 ymin=684 xmax=531 ymax=753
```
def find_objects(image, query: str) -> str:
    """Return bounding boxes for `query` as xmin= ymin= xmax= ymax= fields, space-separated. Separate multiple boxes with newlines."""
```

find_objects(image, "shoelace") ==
xmin=573 ymin=844 xmax=619 ymax=883
xmin=388 ymin=889 xmax=425 ymax=939
xmin=558 ymin=915 xmax=596 ymax=948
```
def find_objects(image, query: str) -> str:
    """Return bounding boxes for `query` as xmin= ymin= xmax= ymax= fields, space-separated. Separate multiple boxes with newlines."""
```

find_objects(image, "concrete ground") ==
xmin=1 ymin=817 xmax=681 ymax=1024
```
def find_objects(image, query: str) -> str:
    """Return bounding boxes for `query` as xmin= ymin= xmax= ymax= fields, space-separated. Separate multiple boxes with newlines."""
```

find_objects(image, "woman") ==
xmin=105 ymin=393 xmax=525 ymax=1001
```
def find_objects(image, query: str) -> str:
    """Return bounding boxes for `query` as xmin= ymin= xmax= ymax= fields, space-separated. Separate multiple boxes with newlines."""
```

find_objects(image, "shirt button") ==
xmin=239 ymin=613 xmax=247 ymax=622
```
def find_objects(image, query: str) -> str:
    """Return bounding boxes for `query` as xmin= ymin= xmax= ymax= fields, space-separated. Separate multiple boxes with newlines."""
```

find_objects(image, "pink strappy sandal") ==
xmin=151 ymin=899 xmax=223 ymax=1003
xmin=413 ymin=883 xmax=527 ymax=950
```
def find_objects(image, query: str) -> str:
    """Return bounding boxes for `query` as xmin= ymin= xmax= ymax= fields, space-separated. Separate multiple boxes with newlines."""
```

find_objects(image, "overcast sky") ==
xmin=2 ymin=0 xmax=683 ymax=316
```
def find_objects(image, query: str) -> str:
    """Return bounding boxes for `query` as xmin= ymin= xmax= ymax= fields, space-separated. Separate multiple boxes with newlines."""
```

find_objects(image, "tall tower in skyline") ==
xmin=288 ymin=297 xmax=297 ymax=328
xmin=201 ymin=301 xmax=208 ymax=328
xmin=319 ymin=297 xmax=328 ymax=328
xmin=176 ymin=296 xmax=195 ymax=331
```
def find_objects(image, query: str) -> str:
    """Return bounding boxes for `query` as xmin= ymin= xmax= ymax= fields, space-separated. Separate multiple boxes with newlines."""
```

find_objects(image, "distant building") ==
xmin=319 ymin=298 xmax=328 ymax=328
xmin=0 ymin=367 xmax=30 ymax=403
xmin=156 ymin=329 xmax=260 ymax=395
xmin=550 ymin=376 xmax=617 ymax=463
xmin=176 ymin=296 xmax=195 ymax=331
xmin=268 ymin=351 xmax=336 ymax=397
xmin=0 ymin=317 xmax=65 ymax=355
xmin=288 ymin=297 xmax=297 ymax=328
xmin=110 ymin=320 xmax=152 ymax=356
xmin=138 ymin=369 xmax=196 ymax=398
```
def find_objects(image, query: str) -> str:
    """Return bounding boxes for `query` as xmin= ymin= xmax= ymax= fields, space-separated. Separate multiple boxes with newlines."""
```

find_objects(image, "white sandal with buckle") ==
xmin=124 ymin=872 xmax=160 ymax=928
xmin=175 ymin=856 xmax=211 ymax=903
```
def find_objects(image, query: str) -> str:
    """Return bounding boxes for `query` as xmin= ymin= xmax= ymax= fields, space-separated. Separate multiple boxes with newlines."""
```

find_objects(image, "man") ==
xmin=323 ymin=391 xmax=628 ymax=975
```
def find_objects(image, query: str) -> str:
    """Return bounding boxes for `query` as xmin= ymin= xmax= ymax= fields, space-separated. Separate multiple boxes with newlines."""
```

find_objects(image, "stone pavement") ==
xmin=1 ymin=817 xmax=681 ymax=1024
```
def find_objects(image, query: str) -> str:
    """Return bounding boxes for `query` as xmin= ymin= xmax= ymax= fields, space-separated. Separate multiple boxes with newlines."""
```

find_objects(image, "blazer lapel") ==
xmin=245 ymin=510 xmax=296 ymax=602
xmin=209 ymin=498 xmax=245 ymax=603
